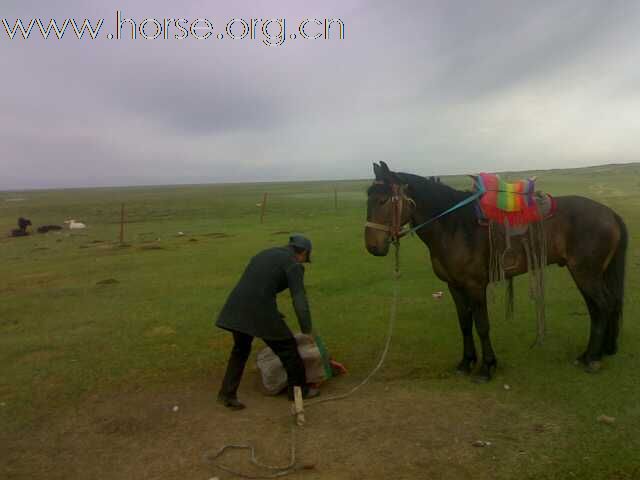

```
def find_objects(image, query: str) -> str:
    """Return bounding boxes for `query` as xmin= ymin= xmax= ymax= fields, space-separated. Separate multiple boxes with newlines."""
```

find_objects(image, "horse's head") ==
xmin=365 ymin=162 xmax=415 ymax=256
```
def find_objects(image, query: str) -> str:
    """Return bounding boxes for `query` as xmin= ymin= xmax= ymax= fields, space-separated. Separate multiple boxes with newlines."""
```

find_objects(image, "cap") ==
xmin=289 ymin=234 xmax=312 ymax=263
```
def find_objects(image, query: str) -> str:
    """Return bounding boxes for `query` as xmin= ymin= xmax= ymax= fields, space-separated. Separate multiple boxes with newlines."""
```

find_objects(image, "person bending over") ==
xmin=215 ymin=234 xmax=319 ymax=410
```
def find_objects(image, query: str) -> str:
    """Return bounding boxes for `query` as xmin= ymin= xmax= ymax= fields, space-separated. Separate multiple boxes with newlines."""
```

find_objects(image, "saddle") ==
xmin=473 ymin=173 xmax=556 ymax=232
xmin=472 ymin=174 xmax=551 ymax=345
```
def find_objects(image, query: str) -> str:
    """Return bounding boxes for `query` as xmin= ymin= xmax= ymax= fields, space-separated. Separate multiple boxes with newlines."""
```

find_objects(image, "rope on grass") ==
xmin=203 ymin=424 xmax=299 ymax=479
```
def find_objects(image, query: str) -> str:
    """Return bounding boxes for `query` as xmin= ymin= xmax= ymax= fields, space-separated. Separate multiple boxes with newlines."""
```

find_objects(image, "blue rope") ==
xmin=405 ymin=180 xmax=485 ymax=236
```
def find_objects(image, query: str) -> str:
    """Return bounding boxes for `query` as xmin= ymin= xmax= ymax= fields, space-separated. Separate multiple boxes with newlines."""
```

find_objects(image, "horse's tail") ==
xmin=603 ymin=213 xmax=628 ymax=355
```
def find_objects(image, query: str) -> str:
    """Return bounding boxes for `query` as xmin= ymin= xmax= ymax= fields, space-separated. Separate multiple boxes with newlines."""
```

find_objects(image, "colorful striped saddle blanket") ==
xmin=473 ymin=173 xmax=556 ymax=226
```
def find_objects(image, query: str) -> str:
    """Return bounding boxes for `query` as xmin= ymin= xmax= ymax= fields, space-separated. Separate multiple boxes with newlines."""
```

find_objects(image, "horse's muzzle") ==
xmin=365 ymin=241 xmax=390 ymax=257
xmin=364 ymin=225 xmax=392 ymax=256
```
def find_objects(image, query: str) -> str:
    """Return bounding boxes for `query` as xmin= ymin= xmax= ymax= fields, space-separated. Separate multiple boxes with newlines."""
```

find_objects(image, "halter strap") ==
xmin=364 ymin=221 xmax=392 ymax=232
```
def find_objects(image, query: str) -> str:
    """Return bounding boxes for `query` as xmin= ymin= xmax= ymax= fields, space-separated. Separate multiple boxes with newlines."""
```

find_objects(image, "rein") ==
xmin=365 ymin=180 xmax=486 ymax=241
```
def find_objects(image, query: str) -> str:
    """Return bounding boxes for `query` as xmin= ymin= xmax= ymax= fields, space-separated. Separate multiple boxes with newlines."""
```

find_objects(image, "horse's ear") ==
xmin=378 ymin=161 xmax=401 ymax=184
xmin=373 ymin=162 xmax=382 ymax=180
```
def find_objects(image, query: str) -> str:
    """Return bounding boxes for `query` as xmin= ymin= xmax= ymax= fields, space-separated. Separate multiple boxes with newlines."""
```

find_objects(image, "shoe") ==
xmin=217 ymin=393 xmax=246 ymax=410
xmin=303 ymin=387 xmax=320 ymax=400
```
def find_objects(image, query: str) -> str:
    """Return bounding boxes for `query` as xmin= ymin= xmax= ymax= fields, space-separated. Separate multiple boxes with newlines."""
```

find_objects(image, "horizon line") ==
xmin=1 ymin=161 xmax=638 ymax=194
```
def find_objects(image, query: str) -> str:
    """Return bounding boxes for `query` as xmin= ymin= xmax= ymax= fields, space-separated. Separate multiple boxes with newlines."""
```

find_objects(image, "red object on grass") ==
xmin=330 ymin=360 xmax=348 ymax=376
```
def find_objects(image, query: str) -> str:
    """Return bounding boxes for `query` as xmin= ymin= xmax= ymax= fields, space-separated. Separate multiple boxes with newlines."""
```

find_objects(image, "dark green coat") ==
xmin=216 ymin=246 xmax=312 ymax=340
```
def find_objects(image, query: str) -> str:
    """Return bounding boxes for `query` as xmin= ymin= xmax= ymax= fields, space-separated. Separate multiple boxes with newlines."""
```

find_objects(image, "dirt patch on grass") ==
xmin=202 ymin=232 xmax=231 ymax=238
xmin=0 ymin=375 xmax=573 ymax=480
xmin=7 ymin=272 xmax=57 ymax=292
xmin=145 ymin=326 xmax=177 ymax=337
xmin=19 ymin=272 xmax=54 ymax=281
xmin=17 ymin=349 xmax=62 ymax=365
xmin=80 ymin=241 xmax=105 ymax=249
xmin=139 ymin=244 xmax=165 ymax=251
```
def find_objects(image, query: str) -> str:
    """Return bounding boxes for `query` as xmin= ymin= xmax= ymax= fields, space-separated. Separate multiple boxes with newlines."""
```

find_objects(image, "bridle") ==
xmin=365 ymin=182 xmax=416 ymax=242
xmin=365 ymin=177 xmax=486 ymax=246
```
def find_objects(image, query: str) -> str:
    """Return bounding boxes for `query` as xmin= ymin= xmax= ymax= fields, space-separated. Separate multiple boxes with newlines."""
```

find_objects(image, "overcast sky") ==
xmin=1 ymin=0 xmax=639 ymax=189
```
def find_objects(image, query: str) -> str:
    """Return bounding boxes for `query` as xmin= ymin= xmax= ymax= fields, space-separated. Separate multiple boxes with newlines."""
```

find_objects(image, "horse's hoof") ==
xmin=575 ymin=354 xmax=588 ymax=367
xmin=455 ymin=360 xmax=474 ymax=375
xmin=471 ymin=373 xmax=491 ymax=383
xmin=471 ymin=360 xmax=496 ymax=383
xmin=585 ymin=361 xmax=602 ymax=373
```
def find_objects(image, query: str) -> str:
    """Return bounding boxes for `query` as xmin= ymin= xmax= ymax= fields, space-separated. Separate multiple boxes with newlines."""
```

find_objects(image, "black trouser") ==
xmin=219 ymin=331 xmax=307 ymax=399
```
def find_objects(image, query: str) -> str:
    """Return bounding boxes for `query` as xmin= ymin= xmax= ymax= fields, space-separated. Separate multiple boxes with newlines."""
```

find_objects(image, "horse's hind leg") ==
xmin=575 ymin=290 xmax=603 ymax=369
xmin=569 ymin=267 xmax=609 ymax=371
xmin=448 ymin=285 xmax=476 ymax=374
xmin=602 ymin=312 xmax=620 ymax=356
xmin=470 ymin=290 xmax=497 ymax=382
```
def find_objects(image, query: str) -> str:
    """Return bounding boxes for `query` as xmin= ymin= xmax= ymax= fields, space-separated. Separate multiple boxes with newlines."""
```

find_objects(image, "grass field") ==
xmin=1 ymin=163 xmax=639 ymax=479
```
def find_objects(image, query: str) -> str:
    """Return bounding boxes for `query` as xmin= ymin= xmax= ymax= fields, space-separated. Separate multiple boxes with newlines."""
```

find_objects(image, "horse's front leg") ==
xmin=470 ymin=290 xmax=497 ymax=382
xmin=448 ymin=284 xmax=476 ymax=374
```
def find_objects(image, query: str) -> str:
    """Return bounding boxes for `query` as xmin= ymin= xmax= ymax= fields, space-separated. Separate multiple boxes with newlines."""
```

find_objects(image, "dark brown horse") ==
xmin=365 ymin=162 xmax=627 ymax=381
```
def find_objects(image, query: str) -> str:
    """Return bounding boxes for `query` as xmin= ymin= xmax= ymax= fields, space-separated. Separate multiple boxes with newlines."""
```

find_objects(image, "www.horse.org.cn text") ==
xmin=1 ymin=12 xmax=346 ymax=47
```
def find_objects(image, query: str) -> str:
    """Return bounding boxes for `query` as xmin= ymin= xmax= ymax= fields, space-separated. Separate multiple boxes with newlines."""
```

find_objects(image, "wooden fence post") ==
xmin=260 ymin=193 xmax=268 ymax=224
xmin=119 ymin=203 xmax=125 ymax=244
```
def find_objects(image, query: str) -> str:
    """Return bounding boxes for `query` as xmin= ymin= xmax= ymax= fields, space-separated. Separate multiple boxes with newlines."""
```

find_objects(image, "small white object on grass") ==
xmin=64 ymin=219 xmax=87 ymax=230
xmin=504 ymin=384 xmax=511 ymax=390
xmin=472 ymin=440 xmax=492 ymax=447
xmin=172 ymin=405 xmax=179 ymax=412
xmin=597 ymin=414 xmax=615 ymax=425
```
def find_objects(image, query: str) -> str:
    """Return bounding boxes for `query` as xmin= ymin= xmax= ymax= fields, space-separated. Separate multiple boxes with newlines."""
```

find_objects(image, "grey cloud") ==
xmin=1 ymin=0 xmax=640 ymax=189
xmin=352 ymin=1 xmax=640 ymax=104
xmin=108 ymin=67 xmax=285 ymax=135
xmin=428 ymin=2 xmax=636 ymax=101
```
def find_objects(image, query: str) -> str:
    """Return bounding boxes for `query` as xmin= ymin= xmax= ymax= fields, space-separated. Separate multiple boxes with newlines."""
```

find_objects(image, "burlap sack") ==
xmin=256 ymin=334 xmax=327 ymax=395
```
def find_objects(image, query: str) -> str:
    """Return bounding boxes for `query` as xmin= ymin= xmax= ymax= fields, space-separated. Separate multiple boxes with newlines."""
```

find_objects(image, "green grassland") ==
xmin=1 ymin=163 xmax=639 ymax=479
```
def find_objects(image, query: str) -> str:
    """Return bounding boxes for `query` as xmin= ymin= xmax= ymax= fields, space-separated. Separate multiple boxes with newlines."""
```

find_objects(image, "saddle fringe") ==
xmin=488 ymin=211 xmax=547 ymax=346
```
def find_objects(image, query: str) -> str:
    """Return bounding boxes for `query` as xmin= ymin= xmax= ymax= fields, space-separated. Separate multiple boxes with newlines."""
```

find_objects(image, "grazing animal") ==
xmin=10 ymin=228 xmax=29 ymax=237
xmin=9 ymin=217 xmax=32 ymax=237
xmin=18 ymin=217 xmax=32 ymax=230
xmin=365 ymin=162 xmax=627 ymax=381
xmin=64 ymin=219 xmax=87 ymax=229
xmin=37 ymin=225 xmax=63 ymax=233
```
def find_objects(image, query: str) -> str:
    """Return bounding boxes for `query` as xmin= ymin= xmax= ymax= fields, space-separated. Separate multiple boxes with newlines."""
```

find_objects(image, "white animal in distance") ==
xmin=64 ymin=219 xmax=87 ymax=229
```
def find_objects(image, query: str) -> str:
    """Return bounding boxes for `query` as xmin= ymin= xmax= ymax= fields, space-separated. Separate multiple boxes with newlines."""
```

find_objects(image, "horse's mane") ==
xmin=395 ymin=172 xmax=478 ymax=239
